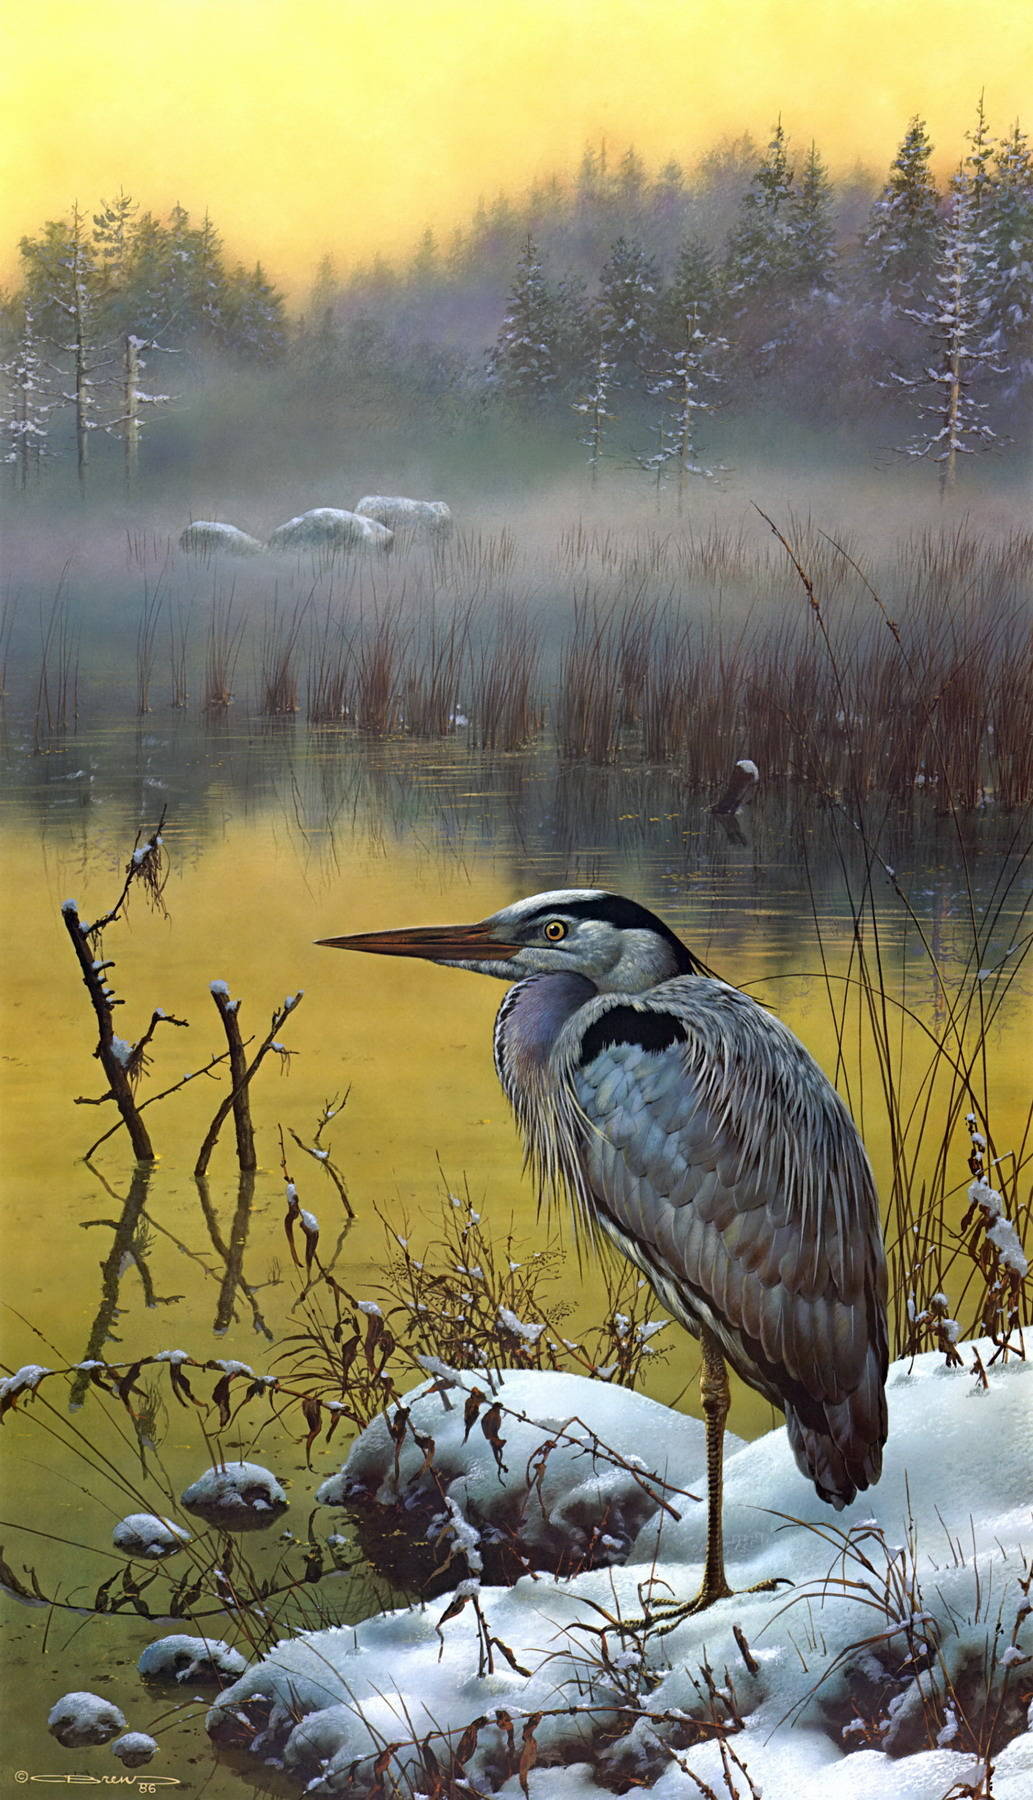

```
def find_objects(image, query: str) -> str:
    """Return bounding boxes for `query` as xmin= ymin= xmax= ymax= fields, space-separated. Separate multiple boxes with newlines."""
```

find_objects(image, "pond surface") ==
xmin=1 ymin=717 xmax=1029 ymax=1792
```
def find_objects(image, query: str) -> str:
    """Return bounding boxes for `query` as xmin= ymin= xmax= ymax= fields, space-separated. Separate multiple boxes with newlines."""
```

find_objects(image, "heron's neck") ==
xmin=493 ymin=972 xmax=596 ymax=1098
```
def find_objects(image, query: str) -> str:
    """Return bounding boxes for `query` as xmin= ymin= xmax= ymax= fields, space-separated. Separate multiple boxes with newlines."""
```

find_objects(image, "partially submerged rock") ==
xmin=112 ymin=1512 xmax=191 ymax=1559
xmin=48 ymin=1692 xmax=126 ymax=1748
xmin=112 ymin=1733 xmax=158 ymax=1768
xmin=354 ymin=495 xmax=452 ymax=538
xmin=266 ymin=508 xmax=393 ymax=552
xmin=179 ymin=520 xmax=264 ymax=556
xmin=181 ymin=1459 xmax=287 ymax=1532
xmin=139 ymin=1634 xmax=248 ymax=1687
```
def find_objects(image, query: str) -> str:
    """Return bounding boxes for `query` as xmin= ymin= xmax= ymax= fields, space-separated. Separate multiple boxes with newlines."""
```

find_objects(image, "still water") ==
xmin=1 ymin=719 xmax=1029 ymax=1791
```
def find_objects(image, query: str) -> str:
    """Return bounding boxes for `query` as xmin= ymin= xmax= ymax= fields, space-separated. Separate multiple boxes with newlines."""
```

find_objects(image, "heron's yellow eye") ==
xmin=544 ymin=919 xmax=567 ymax=942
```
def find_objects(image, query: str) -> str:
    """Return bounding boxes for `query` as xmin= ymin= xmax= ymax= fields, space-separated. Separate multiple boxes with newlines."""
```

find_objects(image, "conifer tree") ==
xmin=572 ymin=336 xmax=617 ymax=484
xmin=487 ymin=235 xmax=563 ymax=401
xmin=891 ymin=168 xmax=1005 ymax=492
xmin=20 ymin=204 xmax=104 ymax=492
xmin=788 ymin=143 xmax=836 ymax=293
xmin=865 ymin=116 xmax=939 ymax=302
xmin=725 ymin=120 xmax=796 ymax=301
xmin=595 ymin=235 xmax=660 ymax=395
xmin=984 ymin=122 xmax=1033 ymax=387
xmin=1 ymin=301 xmax=52 ymax=488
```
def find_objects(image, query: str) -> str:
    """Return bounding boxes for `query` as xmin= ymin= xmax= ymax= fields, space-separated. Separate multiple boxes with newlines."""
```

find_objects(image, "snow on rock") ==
xmin=112 ymin=1733 xmax=158 ymax=1767
xmin=181 ymin=1460 xmax=287 ymax=1531
xmin=319 ymin=1366 xmax=721 ymax=1584
xmin=354 ymin=495 xmax=453 ymax=538
xmin=139 ymin=1634 xmax=248 ymax=1686
xmin=112 ymin=1512 xmax=191 ymax=1559
xmin=48 ymin=1692 xmax=127 ymax=1748
xmin=208 ymin=1343 xmax=1032 ymax=1798
xmin=179 ymin=521 xmax=264 ymax=557
xmin=266 ymin=509 xmax=394 ymax=553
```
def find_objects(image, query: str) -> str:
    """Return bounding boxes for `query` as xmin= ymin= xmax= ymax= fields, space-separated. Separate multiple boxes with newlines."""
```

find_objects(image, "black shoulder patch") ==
xmin=580 ymin=1005 xmax=687 ymax=1066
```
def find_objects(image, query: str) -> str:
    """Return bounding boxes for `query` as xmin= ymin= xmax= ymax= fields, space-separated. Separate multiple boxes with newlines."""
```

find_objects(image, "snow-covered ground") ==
xmin=206 ymin=1341 xmax=1033 ymax=1798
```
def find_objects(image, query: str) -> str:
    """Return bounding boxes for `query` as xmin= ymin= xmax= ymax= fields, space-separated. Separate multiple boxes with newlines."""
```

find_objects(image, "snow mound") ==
xmin=179 ymin=521 xmax=264 ymax=556
xmin=208 ymin=1344 xmax=1032 ymax=1799
xmin=181 ymin=1460 xmax=287 ymax=1531
xmin=139 ymin=1634 xmax=248 ymax=1686
xmin=112 ymin=1512 xmax=191 ymax=1559
xmin=48 ymin=1691 xmax=127 ymax=1748
xmin=323 ymin=1366 xmax=727 ymax=1585
xmin=112 ymin=1733 xmax=158 ymax=1767
xmin=266 ymin=508 xmax=393 ymax=552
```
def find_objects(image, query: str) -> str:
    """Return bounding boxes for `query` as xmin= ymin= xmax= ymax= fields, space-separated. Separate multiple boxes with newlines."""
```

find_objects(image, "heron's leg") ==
xmin=693 ymin=1324 xmax=734 ymax=1608
xmin=642 ymin=1328 xmax=785 ymax=1632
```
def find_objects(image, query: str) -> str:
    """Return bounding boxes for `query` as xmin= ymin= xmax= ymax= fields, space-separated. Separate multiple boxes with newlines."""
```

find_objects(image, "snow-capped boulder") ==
xmin=208 ymin=1344 xmax=1033 ymax=1799
xmin=354 ymin=495 xmax=453 ymax=538
xmin=112 ymin=1734 xmax=158 ymax=1768
xmin=321 ymin=1366 xmax=718 ymax=1585
xmin=139 ymin=1634 xmax=248 ymax=1686
xmin=48 ymin=1692 xmax=126 ymax=1748
xmin=179 ymin=521 xmax=264 ymax=556
xmin=112 ymin=1512 xmax=190 ymax=1559
xmin=266 ymin=508 xmax=393 ymax=552
xmin=180 ymin=1459 xmax=287 ymax=1531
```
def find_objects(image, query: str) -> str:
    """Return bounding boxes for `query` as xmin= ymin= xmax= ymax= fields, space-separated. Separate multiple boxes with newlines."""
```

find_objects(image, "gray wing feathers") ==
xmin=559 ymin=980 xmax=888 ymax=1508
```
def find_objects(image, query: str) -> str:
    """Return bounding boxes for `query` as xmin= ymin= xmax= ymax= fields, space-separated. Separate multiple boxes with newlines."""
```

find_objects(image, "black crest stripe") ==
xmin=580 ymin=1005 xmax=688 ymax=1066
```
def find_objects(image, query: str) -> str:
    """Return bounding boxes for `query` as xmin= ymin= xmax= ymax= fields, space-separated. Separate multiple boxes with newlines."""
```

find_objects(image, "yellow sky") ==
xmin=2 ymin=0 xmax=1031 ymax=298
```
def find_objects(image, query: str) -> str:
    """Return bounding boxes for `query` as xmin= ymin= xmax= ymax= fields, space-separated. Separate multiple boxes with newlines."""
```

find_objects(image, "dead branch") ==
xmin=194 ymin=989 xmax=303 ymax=1178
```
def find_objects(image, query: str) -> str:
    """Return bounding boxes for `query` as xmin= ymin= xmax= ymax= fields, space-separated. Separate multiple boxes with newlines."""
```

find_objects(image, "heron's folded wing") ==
xmin=568 ymin=990 xmax=886 ymax=1411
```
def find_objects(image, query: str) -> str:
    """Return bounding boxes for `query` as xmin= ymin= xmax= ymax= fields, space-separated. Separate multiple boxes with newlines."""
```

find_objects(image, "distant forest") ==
xmin=3 ymin=104 xmax=1031 ymax=499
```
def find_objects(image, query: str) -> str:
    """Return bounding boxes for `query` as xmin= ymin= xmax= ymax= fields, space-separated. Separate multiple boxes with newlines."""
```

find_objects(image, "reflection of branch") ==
xmin=195 ymin=1172 xmax=274 ymax=1340
xmin=194 ymin=990 xmax=303 ymax=1178
xmin=69 ymin=1165 xmax=182 ymax=1407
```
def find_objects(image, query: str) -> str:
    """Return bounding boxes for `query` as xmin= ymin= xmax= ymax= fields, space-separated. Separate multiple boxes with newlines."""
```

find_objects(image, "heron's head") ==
xmin=317 ymin=888 xmax=704 ymax=994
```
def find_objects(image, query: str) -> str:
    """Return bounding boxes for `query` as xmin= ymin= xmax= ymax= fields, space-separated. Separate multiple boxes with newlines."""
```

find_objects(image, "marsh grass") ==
xmin=202 ymin=586 xmax=246 ymax=713
xmin=32 ymin=568 xmax=79 ymax=750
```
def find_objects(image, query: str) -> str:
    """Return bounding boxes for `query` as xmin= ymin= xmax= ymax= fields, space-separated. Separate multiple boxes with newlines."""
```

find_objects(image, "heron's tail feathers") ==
xmin=785 ymin=1342 xmax=888 ymax=1509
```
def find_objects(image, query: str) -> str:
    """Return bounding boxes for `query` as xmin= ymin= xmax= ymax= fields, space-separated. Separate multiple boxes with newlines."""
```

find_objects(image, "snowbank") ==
xmin=180 ymin=1460 xmax=287 ymax=1531
xmin=322 ymin=1366 xmax=737 ymax=1585
xmin=207 ymin=1344 xmax=1032 ymax=1798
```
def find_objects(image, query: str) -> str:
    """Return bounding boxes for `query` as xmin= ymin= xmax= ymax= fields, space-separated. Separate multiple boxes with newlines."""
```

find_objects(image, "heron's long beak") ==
xmin=316 ymin=920 xmax=521 ymax=963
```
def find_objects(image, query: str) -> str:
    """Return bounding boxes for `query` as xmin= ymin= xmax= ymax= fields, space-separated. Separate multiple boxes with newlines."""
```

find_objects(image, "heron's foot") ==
xmin=631 ymin=1573 xmax=791 ymax=1637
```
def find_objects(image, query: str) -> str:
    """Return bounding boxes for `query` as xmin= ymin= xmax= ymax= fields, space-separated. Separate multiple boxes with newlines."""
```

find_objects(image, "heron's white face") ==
xmin=318 ymin=888 xmax=698 ymax=995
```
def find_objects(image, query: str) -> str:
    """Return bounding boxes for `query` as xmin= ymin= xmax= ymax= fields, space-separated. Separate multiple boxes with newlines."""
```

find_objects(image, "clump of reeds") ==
xmin=470 ymin=605 xmax=541 ymax=750
xmin=354 ymin=601 xmax=408 ymax=736
xmin=401 ymin=597 xmax=473 ymax=737
xmin=202 ymin=587 xmax=245 ymax=713
xmin=135 ymin=575 xmax=166 ymax=715
xmin=555 ymin=600 xmax=625 ymax=763
xmin=259 ymin=592 xmax=309 ymax=716
xmin=33 ymin=568 xmax=79 ymax=751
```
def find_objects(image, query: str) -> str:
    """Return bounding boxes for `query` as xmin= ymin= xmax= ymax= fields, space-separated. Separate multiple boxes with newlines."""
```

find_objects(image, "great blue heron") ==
xmin=319 ymin=889 xmax=888 ymax=1614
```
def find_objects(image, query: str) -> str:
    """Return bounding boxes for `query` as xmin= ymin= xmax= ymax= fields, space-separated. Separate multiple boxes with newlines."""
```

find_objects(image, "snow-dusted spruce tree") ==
xmin=983 ymin=121 xmax=1033 ymax=393
xmin=221 ymin=262 xmax=288 ymax=363
xmin=571 ymin=335 xmax=617 ymax=484
xmin=1 ymin=301 xmax=52 ymax=488
xmin=594 ymin=234 xmax=660 ymax=398
xmin=865 ymin=115 xmax=940 ymax=305
xmin=92 ymin=193 xmax=176 ymax=491
xmin=723 ymin=119 xmax=799 ymax=372
xmin=787 ymin=141 xmax=837 ymax=295
xmin=19 ymin=204 xmax=106 ymax=494
xmin=487 ymin=234 xmax=564 ymax=403
xmin=637 ymin=238 xmax=727 ymax=502
xmin=892 ymin=167 xmax=1006 ymax=494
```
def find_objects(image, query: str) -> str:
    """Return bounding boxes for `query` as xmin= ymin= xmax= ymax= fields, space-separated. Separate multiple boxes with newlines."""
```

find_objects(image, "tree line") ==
xmin=3 ymin=104 xmax=1031 ymax=496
